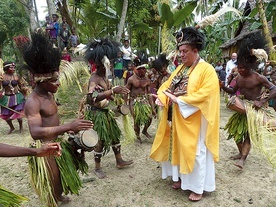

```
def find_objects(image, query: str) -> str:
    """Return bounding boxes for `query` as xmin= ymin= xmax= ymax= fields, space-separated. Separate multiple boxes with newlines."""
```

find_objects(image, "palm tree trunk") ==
xmin=46 ymin=0 xmax=56 ymax=18
xmin=116 ymin=0 xmax=128 ymax=42
xmin=25 ymin=0 xmax=39 ymax=32
xmin=256 ymin=0 xmax=276 ymax=61
xmin=56 ymin=0 xmax=73 ymax=30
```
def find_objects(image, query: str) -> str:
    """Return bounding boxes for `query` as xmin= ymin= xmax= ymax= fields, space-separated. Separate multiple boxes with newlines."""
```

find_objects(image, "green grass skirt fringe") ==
xmin=0 ymin=185 xmax=29 ymax=207
xmin=85 ymin=107 xmax=121 ymax=155
xmin=28 ymin=138 xmax=86 ymax=207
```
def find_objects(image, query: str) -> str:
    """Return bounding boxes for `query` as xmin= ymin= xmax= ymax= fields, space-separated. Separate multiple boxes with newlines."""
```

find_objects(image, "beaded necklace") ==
xmin=169 ymin=56 xmax=200 ymax=93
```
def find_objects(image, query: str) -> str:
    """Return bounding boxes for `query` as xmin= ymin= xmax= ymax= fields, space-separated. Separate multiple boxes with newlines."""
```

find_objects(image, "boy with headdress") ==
xmin=84 ymin=38 xmax=133 ymax=179
xmin=150 ymin=27 xmax=220 ymax=201
xmin=124 ymin=63 xmax=156 ymax=143
xmin=22 ymin=32 xmax=93 ymax=206
xmin=220 ymin=31 xmax=276 ymax=169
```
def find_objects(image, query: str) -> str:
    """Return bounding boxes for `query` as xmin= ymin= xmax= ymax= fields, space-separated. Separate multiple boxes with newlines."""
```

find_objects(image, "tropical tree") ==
xmin=256 ymin=0 xmax=276 ymax=62
xmin=115 ymin=0 xmax=128 ymax=42
xmin=0 ymin=0 xmax=29 ymax=60
xmin=157 ymin=1 xmax=198 ymax=53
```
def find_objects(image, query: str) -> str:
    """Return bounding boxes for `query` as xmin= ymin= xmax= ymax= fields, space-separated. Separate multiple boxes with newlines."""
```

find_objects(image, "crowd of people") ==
xmin=45 ymin=14 xmax=79 ymax=61
xmin=0 ymin=18 xmax=276 ymax=206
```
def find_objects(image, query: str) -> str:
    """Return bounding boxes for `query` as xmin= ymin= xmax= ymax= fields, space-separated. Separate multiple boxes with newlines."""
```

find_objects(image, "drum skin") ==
xmin=80 ymin=129 xmax=99 ymax=149
xmin=68 ymin=129 xmax=99 ymax=152
xmin=227 ymin=96 xmax=246 ymax=114
xmin=118 ymin=104 xmax=130 ymax=115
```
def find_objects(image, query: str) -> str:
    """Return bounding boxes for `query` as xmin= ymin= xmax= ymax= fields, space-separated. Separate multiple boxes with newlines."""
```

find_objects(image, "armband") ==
xmin=269 ymin=85 xmax=276 ymax=90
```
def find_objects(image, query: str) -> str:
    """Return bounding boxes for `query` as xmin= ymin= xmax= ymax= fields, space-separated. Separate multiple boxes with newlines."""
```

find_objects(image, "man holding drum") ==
xmin=22 ymin=32 xmax=93 ymax=206
xmin=85 ymin=38 xmax=134 ymax=179
xmin=220 ymin=31 xmax=276 ymax=169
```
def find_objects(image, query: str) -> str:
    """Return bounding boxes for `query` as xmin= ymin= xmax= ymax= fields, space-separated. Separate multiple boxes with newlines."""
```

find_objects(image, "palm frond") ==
xmin=59 ymin=61 xmax=90 ymax=93
xmin=246 ymin=102 xmax=276 ymax=169
xmin=196 ymin=6 xmax=241 ymax=29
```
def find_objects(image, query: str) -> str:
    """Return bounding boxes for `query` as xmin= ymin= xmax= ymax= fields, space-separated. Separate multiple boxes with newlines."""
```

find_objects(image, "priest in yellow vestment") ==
xmin=150 ymin=27 xmax=220 ymax=201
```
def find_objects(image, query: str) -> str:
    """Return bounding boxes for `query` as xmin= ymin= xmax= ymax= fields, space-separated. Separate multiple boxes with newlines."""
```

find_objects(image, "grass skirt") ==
xmin=133 ymin=100 xmax=152 ymax=126
xmin=85 ymin=107 xmax=121 ymax=155
xmin=0 ymin=92 xmax=25 ymax=120
xmin=224 ymin=112 xmax=248 ymax=143
xmin=28 ymin=139 xmax=85 ymax=207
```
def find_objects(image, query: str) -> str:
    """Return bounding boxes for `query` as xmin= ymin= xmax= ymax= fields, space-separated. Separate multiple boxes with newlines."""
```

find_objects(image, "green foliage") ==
xmin=265 ymin=0 xmax=276 ymax=33
xmin=0 ymin=0 xmax=29 ymax=59
xmin=160 ymin=3 xmax=174 ymax=28
xmin=173 ymin=1 xmax=197 ymax=27
xmin=57 ymin=74 xmax=90 ymax=121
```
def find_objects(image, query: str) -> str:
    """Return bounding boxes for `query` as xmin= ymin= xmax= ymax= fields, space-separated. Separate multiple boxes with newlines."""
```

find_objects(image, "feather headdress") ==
xmin=175 ymin=27 xmax=205 ymax=51
xmin=237 ymin=31 xmax=268 ymax=69
xmin=85 ymin=38 xmax=120 ymax=67
xmin=251 ymin=49 xmax=268 ymax=62
xmin=22 ymin=32 xmax=62 ymax=75
xmin=151 ymin=54 xmax=169 ymax=73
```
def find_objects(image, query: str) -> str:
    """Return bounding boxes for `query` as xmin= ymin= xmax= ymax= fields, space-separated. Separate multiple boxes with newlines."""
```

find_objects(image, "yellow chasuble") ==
xmin=150 ymin=60 xmax=220 ymax=174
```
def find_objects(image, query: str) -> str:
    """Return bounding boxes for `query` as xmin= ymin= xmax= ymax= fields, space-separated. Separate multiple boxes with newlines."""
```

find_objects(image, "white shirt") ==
xmin=225 ymin=59 xmax=237 ymax=84
xmin=122 ymin=45 xmax=132 ymax=60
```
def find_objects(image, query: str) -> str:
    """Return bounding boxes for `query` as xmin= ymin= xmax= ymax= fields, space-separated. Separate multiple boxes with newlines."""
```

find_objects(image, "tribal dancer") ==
xmin=124 ymin=64 xmax=156 ymax=143
xmin=22 ymin=32 xmax=93 ymax=206
xmin=220 ymin=31 xmax=276 ymax=169
xmin=84 ymin=38 xmax=133 ymax=179
xmin=0 ymin=61 xmax=27 ymax=134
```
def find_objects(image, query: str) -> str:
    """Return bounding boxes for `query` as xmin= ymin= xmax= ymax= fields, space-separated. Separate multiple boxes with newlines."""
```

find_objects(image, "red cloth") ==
xmin=89 ymin=60 xmax=97 ymax=73
xmin=62 ymin=54 xmax=71 ymax=62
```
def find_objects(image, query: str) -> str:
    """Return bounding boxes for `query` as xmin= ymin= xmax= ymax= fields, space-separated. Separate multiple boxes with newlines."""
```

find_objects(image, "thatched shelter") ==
xmin=219 ymin=0 xmax=276 ymax=59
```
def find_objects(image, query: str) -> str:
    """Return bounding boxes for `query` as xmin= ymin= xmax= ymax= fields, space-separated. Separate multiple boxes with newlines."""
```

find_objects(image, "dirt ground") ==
xmin=0 ymin=96 xmax=275 ymax=207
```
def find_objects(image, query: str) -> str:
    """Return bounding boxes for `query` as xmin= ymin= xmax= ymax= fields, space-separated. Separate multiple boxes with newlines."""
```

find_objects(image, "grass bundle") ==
xmin=55 ymin=139 xmax=84 ymax=195
xmin=245 ymin=102 xmax=276 ymax=169
xmin=0 ymin=185 xmax=29 ymax=207
xmin=28 ymin=140 xmax=57 ymax=207
xmin=122 ymin=114 xmax=136 ymax=145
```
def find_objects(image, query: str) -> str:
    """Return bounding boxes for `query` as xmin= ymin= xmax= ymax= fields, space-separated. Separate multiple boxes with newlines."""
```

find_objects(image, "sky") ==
xmin=36 ymin=0 xmax=47 ymax=21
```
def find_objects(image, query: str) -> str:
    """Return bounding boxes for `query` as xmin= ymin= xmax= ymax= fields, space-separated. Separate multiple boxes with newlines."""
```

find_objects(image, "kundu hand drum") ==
xmin=68 ymin=129 xmax=99 ymax=152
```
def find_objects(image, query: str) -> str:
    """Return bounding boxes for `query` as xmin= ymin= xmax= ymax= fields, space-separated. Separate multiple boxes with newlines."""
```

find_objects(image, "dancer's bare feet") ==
xmin=233 ymin=159 xmax=245 ymax=169
xmin=8 ymin=127 xmax=15 ymax=134
xmin=230 ymin=153 xmax=242 ymax=160
xmin=189 ymin=192 xmax=202 ymax=201
xmin=94 ymin=168 xmax=106 ymax=179
xmin=171 ymin=180 xmax=181 ymax=190
xmin=57 ymin=195 xmax=71 ymax=203
xmin=137 ymin=137 xmax=142 ymax=144
xmin=142 ymin=131 xmax=152 ymax=139
xmin=116 ymin=159 xmax=134 ymax=169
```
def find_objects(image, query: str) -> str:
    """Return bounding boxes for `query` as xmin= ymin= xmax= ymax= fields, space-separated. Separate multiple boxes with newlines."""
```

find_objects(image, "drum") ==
xmin=227 ymin=96 xmax=246 ymax=114
xmin=117 ymin=104 xmax=130 ymax=115
xmin=68 ymin=129 xmax=99 ymax=152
